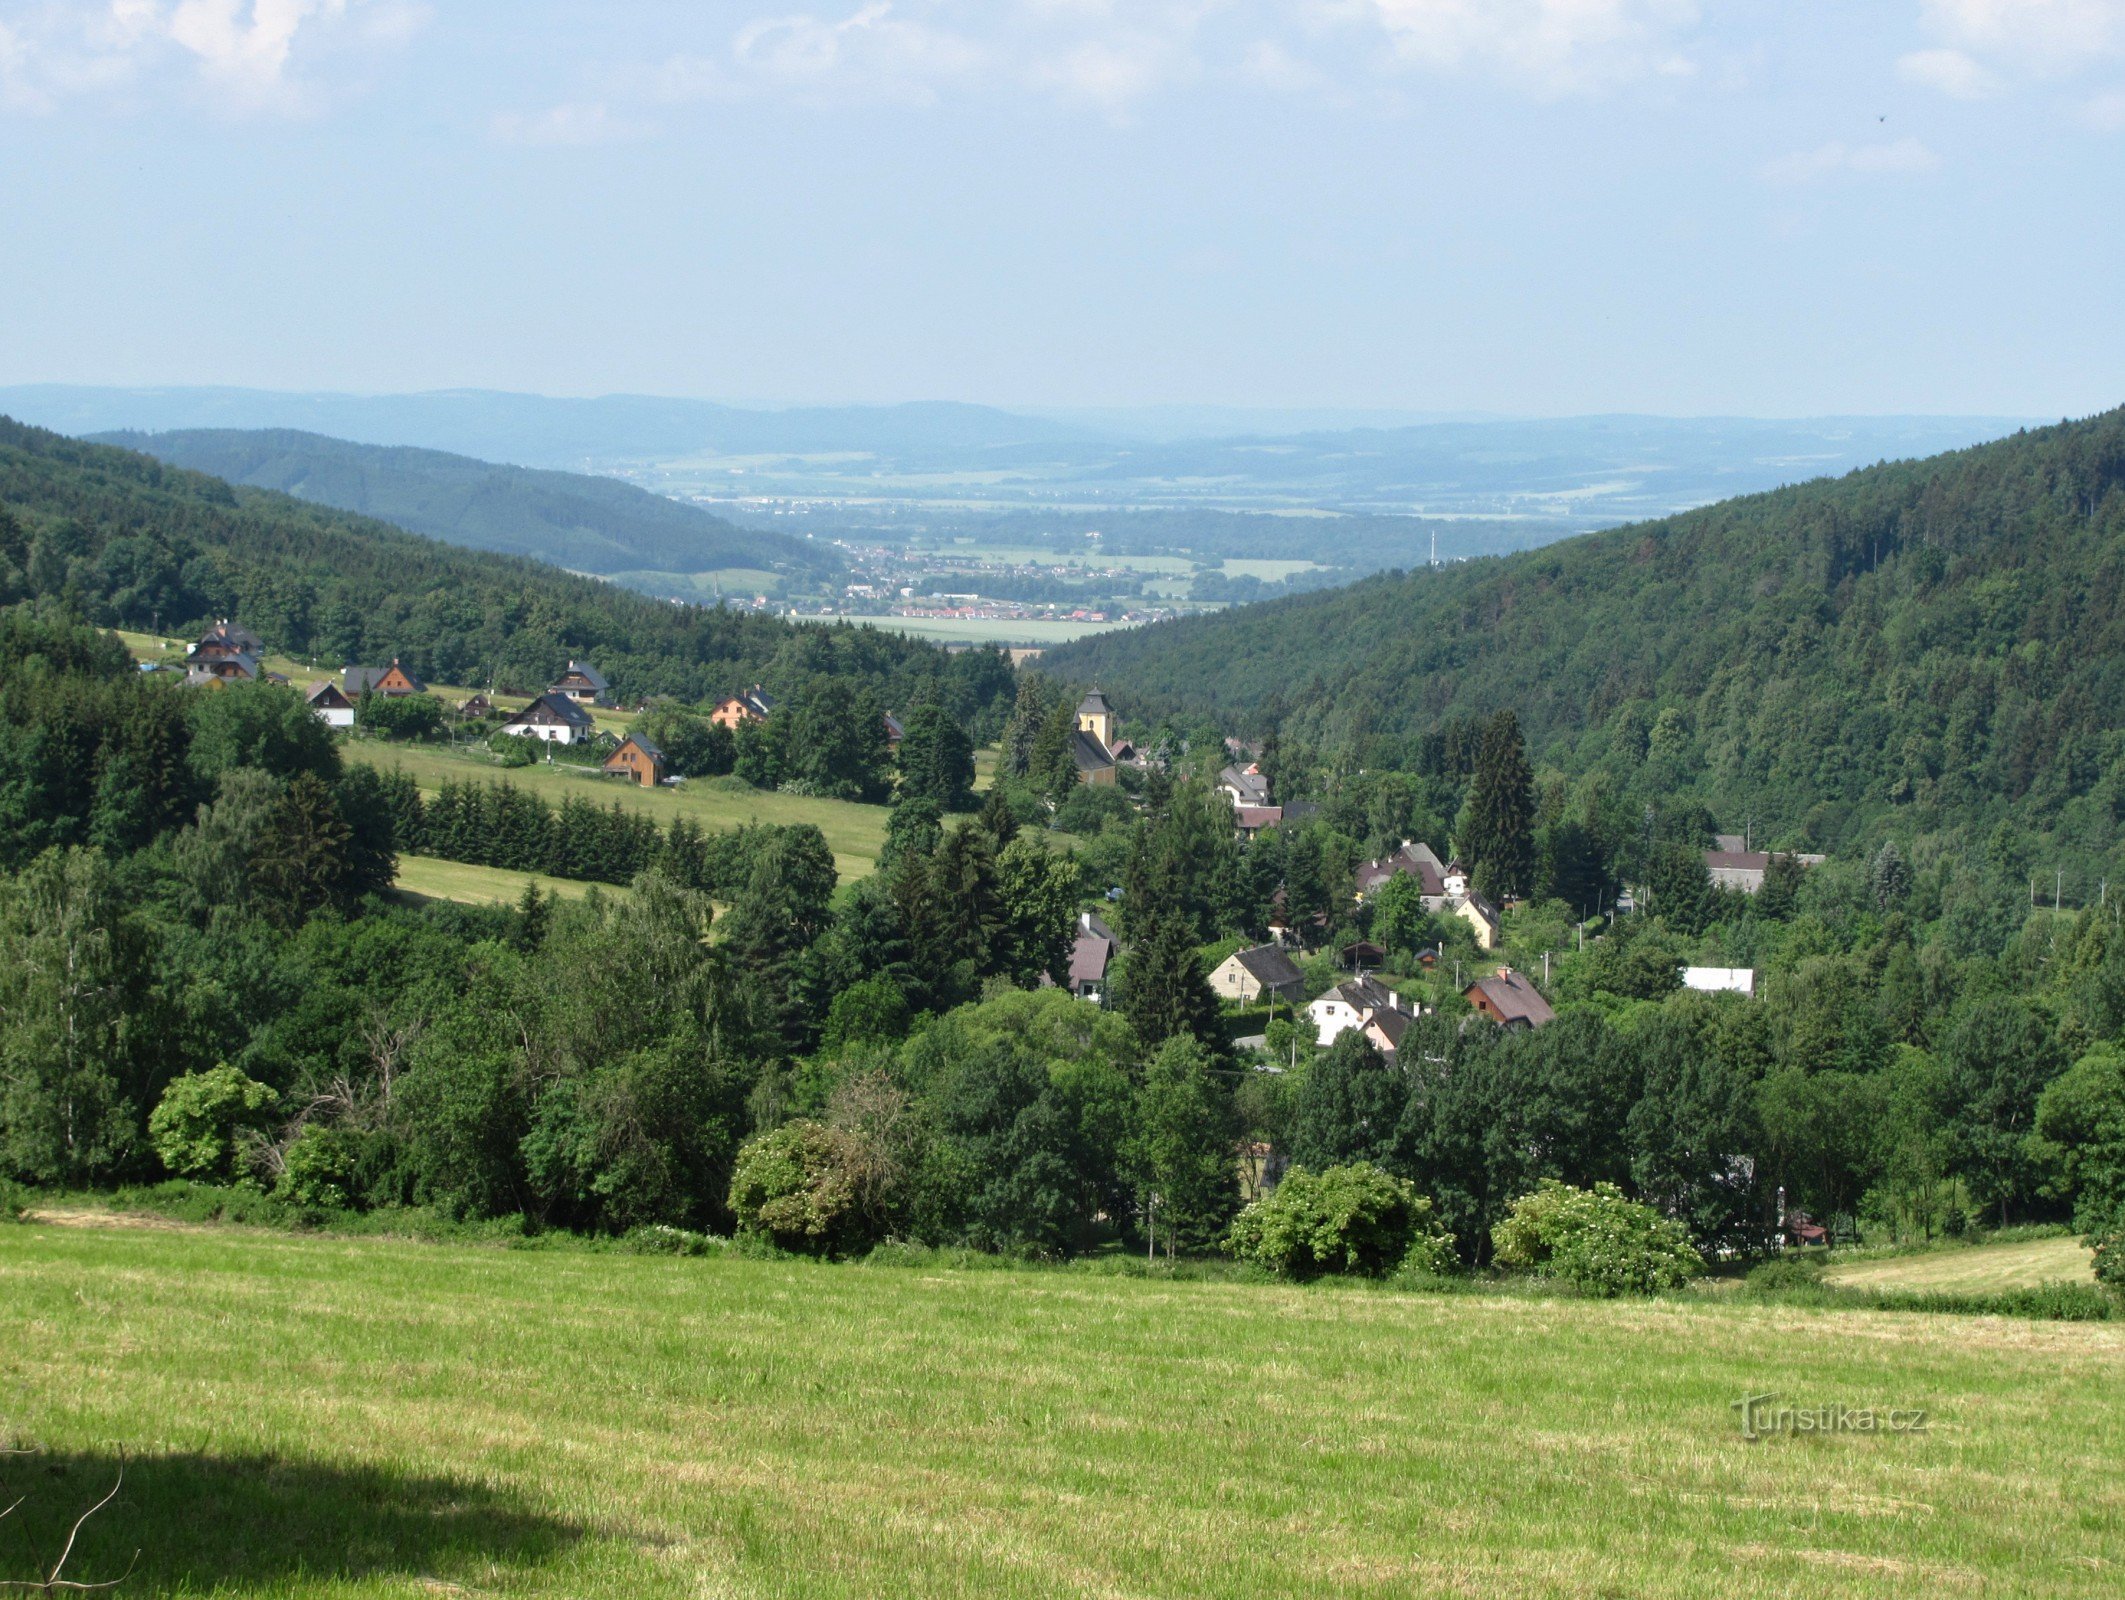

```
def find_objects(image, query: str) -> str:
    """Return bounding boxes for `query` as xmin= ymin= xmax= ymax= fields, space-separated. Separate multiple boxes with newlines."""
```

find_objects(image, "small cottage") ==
xmin=1210 ymin=944 xmax=1306 ymax=1007
xmin=602 ymin=733 xmax=666 ymax=788
xmin=306 ymin=679 xmax=355 ymax=729
xmin=1463 ymin=968 xmax=1556 ymax=1030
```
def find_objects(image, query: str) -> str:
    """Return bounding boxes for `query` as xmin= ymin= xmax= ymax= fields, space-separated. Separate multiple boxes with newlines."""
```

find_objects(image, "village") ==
xmin=162 ymin=617 xmax=1814 ymax=1123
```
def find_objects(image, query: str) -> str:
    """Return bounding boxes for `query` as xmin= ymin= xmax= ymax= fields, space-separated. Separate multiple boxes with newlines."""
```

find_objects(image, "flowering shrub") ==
xmin=1491 ymin=1180 xmax=1702 ymax=1297
xmin=727 ymin=1121 xmax=873 ymax=1256
xmin=1224 ymin=1162 xmax=1458 ymax=1279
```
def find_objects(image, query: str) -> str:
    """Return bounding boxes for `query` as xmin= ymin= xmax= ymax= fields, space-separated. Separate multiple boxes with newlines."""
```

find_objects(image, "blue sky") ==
xmin=2 ymin=1 xmax=2121 ymax=415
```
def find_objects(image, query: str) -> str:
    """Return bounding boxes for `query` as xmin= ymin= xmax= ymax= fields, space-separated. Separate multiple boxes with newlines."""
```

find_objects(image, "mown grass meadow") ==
xmin=4 ymin=1218 xmax=2119 ymax=1598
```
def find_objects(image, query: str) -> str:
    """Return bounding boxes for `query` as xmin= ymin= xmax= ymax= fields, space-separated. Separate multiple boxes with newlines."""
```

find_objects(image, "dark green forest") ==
xmin=0 ymin=418 xmax=1011 ymax=732
xmin=1047 ymin=407 xmax=2125 ymax=886
xmin=97 ymin=426 xmax=838 ymax=579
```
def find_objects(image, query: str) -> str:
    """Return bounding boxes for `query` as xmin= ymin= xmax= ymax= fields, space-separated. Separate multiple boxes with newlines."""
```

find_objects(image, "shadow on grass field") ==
xmin=0 ymin=1451 xmax=579 ymax=1596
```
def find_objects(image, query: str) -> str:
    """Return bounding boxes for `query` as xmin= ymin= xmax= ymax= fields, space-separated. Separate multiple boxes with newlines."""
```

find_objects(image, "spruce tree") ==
xmin=1460 ymin=709 xmax=1535 ymax=900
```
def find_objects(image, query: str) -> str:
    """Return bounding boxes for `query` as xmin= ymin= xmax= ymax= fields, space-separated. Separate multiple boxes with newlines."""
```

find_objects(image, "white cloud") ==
xmin=1336 ymin=0 xmax=1703 ymax=95
xmin=2081 ymin=84 xmax=2125 ymax=122
xmin=1895 ymin=46 xmax=1997 ymax=97
xmin=0 ymin=0 xmax=422 ymax=115
xmin=1917 ymin=0 xmax=2125 ymax=70
xmin=1902 ymin=0 xmax=2125 ymax=111
xmin=489 ymin=99 xmax=638 ymax=148
xmin=1761 ymin=135 xmax=1942 ymax=185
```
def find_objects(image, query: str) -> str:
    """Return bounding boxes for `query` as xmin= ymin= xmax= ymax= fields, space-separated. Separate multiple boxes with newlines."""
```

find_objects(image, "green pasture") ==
xmin=1824 ymin=1234 xmax=2097 ymax=1294
xmin=391 ymin=853 xmax=608 ymax=907
xmin=345 ymin=743 xmax=891 ymax=881
xmin=1 ymin=1219 xmax=2118 ymax=1598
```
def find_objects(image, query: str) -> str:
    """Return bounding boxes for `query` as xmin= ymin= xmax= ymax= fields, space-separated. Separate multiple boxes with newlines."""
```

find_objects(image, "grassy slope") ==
xmin=1824 ymin=1235 xmax=2097 ymax=1293
xmin=393 ymin=853 xmax=609 ymax=906
xmin=3 ymin=1222 xmax=2120 ymax=1599
xmin=346 ymin=741 xmax=892 ymax=881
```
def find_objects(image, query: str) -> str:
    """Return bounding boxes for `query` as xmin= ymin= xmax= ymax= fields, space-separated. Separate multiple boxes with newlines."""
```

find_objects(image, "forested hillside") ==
xmin=95 ymin=427 xmax=836 ymax=581
xmin=0 ymin=418 xmax=1011 ymax=729
xmin=1048 ymin=408 xmax=2125 ymax=876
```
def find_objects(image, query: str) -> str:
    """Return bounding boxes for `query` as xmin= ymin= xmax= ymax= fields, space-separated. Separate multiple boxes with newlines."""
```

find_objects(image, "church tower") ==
xmin=1076 ymin=688 xmax=1116 ymax=751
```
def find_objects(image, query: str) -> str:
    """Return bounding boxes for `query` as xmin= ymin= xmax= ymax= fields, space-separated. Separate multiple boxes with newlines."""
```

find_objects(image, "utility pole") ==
xmin=2056 ymin=870 xmax=2063 ymax=914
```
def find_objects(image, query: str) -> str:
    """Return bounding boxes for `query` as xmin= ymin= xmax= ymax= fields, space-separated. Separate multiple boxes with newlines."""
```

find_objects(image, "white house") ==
xmin=305 ymin=680 xmax=355 ymax=729
xmin=1681 ymin=967 xmax=1756 ymax=996
xmin=501 ymin=691 xmax=597 ymax=745
xmin=1307 ymin=975 xmax=1414 ymax=1047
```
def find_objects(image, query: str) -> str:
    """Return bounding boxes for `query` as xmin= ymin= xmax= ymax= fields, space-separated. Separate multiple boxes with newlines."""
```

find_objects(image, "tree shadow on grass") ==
xmin=0 ymin=1450 xmax=580 ymax=1595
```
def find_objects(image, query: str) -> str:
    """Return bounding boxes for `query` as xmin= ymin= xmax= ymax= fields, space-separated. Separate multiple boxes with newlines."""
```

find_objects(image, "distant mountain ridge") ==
xmin=4 ymin=386 xmax=1092 ymax=469
xmin=89 ymin=427 xmax=835 ymax=581
xmin=1042 ymin=406 xmax=2125 ymax=872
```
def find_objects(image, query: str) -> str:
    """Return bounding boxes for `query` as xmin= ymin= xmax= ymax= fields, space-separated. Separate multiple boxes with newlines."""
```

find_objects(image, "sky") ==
xmin=1 ymin=0 xmax=2121 ymax=416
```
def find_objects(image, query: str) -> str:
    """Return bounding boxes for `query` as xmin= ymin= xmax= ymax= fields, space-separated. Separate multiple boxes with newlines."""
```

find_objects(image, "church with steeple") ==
xmin=1071 ymin=688 xmax=1119 ymax=787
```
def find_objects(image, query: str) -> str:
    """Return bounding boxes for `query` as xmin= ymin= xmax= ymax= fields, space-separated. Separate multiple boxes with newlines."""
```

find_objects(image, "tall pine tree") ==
xmin=1459 ymin=709 xmax=1534 ymax=901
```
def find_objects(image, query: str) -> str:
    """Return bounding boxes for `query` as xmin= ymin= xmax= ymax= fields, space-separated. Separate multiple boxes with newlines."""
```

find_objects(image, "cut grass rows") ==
xmin=3 ymin=1220 xmax=2120 ymax=1598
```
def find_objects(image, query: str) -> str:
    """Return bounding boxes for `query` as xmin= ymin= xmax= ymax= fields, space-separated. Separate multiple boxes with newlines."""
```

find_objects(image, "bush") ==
xmin=489 ymin=732 xmax=539 ymax=766
xmin=620 ymin=1223 xmax=727 ymax=1256
xmin=2091 ymin=1206 xmax=2125 ymax=1289
xmin=727 ymin=1121 xmax=876 ymax=1256
xmin=275 ymin=1126 xmax=364 ymax=1210
xmin=1224 ymin=1162 xmax=1458 ymax=1279
xmin=1744 ymin=1253 xmax=1827 ymax=1292
xmin=0 ymin=1175 xmax=28 ymax=1221
xmin=149 ymin=1065 xmax=277 ymax=1184
xmin=1492 ymin=1180 xmax=1703 ymax=1297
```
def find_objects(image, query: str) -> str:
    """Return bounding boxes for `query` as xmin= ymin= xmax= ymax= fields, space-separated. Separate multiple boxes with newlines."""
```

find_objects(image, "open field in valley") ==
xmin=790 ymin=613 xmax=1142 ymax=646
xmin=1823 ymin=1235 xmax=2097 ymax=1294
xmin=391 ymin=853 xmax=609 ymax=906
xmin=2 ymin=1219 xmax=2119 ymax=1599
xmin=345 ymin=743 xmax=892 ymax=881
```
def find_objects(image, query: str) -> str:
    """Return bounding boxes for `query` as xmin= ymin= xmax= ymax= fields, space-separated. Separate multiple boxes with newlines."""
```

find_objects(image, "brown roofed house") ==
xmin=550 ymin=661 xmax=611 ymax=707
xmin=1464 ymin=967 xmax=1556 ymax=1030
xmin=192 ymin=619 xmax=263 ymax=660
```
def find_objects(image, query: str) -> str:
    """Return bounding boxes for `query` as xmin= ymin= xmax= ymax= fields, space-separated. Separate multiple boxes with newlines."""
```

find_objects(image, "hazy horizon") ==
xmin=3 ymin=4 xmax=2121 ymax=418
